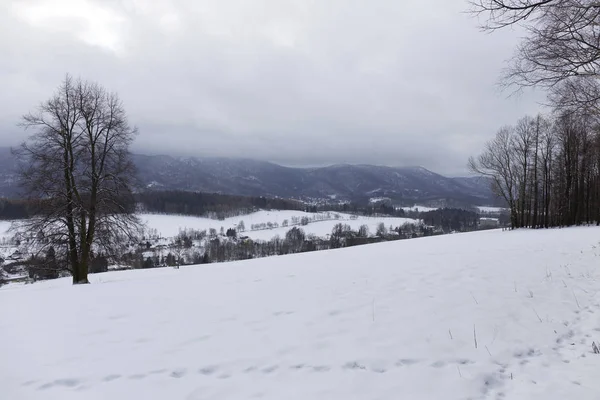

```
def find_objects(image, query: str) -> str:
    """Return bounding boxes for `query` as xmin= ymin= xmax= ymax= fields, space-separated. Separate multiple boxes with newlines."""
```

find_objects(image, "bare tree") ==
xmin=470 ymin=1 xmax=600 ymax=95
xmin=512 ymin=116 xmax=536 ymax=226
xmin=539 ymin=118 xmax=557 ymax=226
xmin=357 ymin=224 xmax=370 ymax=238
xmin=285 ymin=227 xmax=306 ymax=253
xmin=471 ymin=108 xmax=600 ymax=229
xmin=237 ymin=220 xmax=246 ymax=232
xmin=530 ymin=114 xmax=550 ymax=227
xmin=469 ymin=126 xmax=519 ymax=227
xmin=548 ymin=77 xmax=600 ymax=113
xmin=12 ymin=75 xmax=141 ymax=284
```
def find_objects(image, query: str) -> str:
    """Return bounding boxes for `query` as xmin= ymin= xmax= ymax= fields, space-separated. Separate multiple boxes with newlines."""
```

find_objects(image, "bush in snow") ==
xmin=226 ymin=228 xmax=237 ymax=239
xmin=376 ymin=222 xmax=387 ymax=237
xmin=357 ymin=224 xmax=369 ymax=238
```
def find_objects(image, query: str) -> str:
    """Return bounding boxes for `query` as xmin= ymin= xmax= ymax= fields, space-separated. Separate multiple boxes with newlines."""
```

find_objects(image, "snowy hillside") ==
xmin=0 ymin=149 xmax=496 ymax=203
xmin=0 ymin=220 xmax=10 ymax=239
xmin=2 ymin=227 xmax=600 ymax=399
xmin=141 ymin=211 xmax=419 ymax=241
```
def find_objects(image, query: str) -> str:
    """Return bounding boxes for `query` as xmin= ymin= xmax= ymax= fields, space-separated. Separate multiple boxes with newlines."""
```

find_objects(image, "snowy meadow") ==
xmin=141 ymin=210 xmax=419 ymax=241
xmin=1 ymin=227 xmax=600 ymax=399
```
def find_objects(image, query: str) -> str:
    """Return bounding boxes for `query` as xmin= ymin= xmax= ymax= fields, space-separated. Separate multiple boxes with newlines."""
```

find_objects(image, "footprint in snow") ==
xmin=343 ymin=361 xmax=367 ymax=370
xmin=395 ymin=359 xmax=420 ymax=366
xmin=455 ymin=358 xmax=474 ymax=365
xmin=199 ymin=366 xmax=218 ymax=375
xmin=170 ymin=368 xmax=187 ymax=378
xmin=38 ymin=378 xmax=81 ymax=390
xmin=261 ymin=365 xmax=279 ymax=374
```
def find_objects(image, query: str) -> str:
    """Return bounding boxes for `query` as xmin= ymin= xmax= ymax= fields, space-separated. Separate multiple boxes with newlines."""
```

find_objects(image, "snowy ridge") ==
xmin=0 ymin=148 xmax=496 ymax=203
xmin=2 ymin=227 xmax=600 ymax=399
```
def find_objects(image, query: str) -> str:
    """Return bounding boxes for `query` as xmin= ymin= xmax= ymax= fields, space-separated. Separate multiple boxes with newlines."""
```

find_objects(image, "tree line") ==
xmin=135 ymin=190 xmax=306 ymax=219
xmin=0 ymin=192 xmax=413 ymax=221
xmin=470 ymin=110 xmax=600 ymax=228
xmin=135 ymin=221 xmax=433 ymax=267
xmin=131 ymin=191 xmax=414 ymax=220
xmin=0 ymin=198 xmax=30 ymax=220
xmin=420 ymin=208 xmax=481 ymax=232
xmin=468 ymin=1 xmax=600 ymax=229
xmin=0 ymin=190 xmax=305 ymax=221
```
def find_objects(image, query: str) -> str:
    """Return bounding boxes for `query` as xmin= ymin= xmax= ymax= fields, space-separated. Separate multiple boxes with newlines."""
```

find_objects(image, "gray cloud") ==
xmin=0 ymin=0 xmax=544 ymax=176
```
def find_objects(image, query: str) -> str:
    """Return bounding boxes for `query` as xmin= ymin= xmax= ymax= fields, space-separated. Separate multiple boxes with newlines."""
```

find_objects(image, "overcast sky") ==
xmin=0 ymin=0 xmax=543 ymax=175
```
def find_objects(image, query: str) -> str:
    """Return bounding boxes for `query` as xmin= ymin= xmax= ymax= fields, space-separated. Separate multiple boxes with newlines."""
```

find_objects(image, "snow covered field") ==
xmin=399 ymin=205 xmax=439 ymax=212
xmin=142 ymin=211 xmax=418 ymax=241
xmin=0 ymin=220 xmax=10 ymax=239
xmin=2 ymin=227 xmax=600 ymax=399
xmin=477 ymin=206 xmax=507 ymax=213
xmin=0 ymin=220 xmax=14 ymax=260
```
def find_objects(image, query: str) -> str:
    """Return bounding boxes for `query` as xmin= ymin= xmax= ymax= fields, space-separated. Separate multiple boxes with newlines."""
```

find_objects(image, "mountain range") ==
xmin=0 ymin=147 xmax=499 ymax=206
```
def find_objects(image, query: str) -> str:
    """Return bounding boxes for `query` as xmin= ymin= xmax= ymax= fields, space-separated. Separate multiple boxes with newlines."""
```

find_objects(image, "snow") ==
xmin=2 ymin=227 xmax=600 ymax=399
xmin=400 ymin=205 xmax=439 ymax=212
xmin=141 ymin=211 xmax=418 ymax=241
xmin=368 ymin=197 xmax=391 ymax=204
xmin=0 ymin=220 xmax=11 ymax=239
xmin=0 ymin=220 xmax=15 ymax=261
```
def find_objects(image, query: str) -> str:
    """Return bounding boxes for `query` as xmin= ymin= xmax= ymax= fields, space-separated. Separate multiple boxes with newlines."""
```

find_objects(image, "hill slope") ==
xmin=133 ymin=155 xmax=495 ymax=205
xmin=1 ymin=227 xmax=599 ymax=399
xmin=0 ymin=147 xmax=496 ymax=205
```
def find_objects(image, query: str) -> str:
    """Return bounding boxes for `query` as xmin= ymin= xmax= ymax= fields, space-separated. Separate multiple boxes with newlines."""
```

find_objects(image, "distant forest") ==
xmin=0 ymin=192 xmax=302 ymax=221
xmin=0 ymin=198 xmax=30 ymax=220
xmin=135 ymin=190 xmax=417 ymax=219
xmin=135 ymin=190 xmax=305 ymax=219
xmin=0 ymin=191 xmax=411 ymax=220
xmin=0 ymin=191 xmax=489 ymax=234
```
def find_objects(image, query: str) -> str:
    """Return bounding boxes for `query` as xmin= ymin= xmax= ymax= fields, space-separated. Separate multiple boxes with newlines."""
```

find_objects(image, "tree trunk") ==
xmin=74 ymin=261 xmax=90 ymax=284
